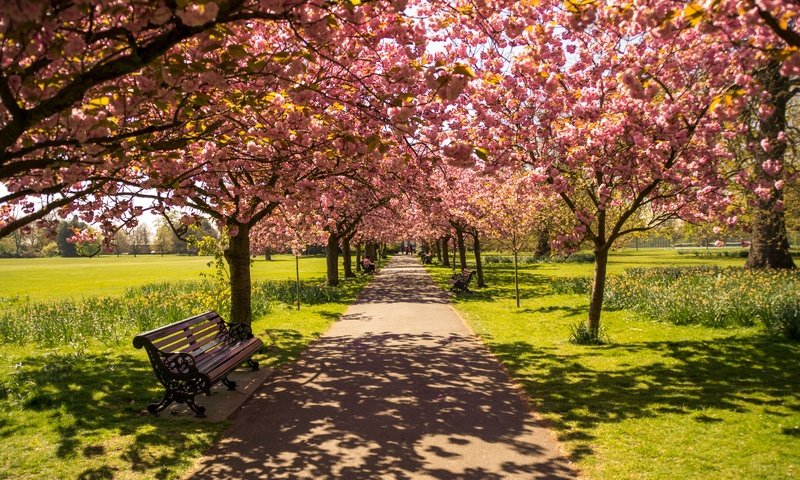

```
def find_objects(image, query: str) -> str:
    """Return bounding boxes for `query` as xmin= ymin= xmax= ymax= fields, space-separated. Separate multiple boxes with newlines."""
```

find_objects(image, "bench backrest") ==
xmin=133 ymin=311 xmax=229 ymax=356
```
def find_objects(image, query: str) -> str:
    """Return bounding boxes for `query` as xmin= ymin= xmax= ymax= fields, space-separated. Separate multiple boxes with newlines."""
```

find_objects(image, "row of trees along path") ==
xmin=1 ymin=1 xmax=798 ymax=341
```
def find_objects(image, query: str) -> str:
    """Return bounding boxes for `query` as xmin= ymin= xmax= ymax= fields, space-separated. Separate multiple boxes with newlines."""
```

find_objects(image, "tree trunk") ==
xmin=365 ymin=243 xmax=376 ymax=261
xmin=442 ymin=235 xmax=451 ymax=267
xmin=746 ymin=207 xmax=795 ymax=268
xmin=587 ymin=245 xmax=610 ymax=338
xmin=264 ymin=246 xmax=271 ymax=261
xmin=746 ymin=60 xmax=796 ymax=269
xmin=435 ymin=238 xmax=442 ymax=262
xmin=356 ymin=243 xmax=363 ymax=272
xmin=326 ymin=233 xmax=339 ymax=287
xmin=471 ymin=229 xmax=486 ymax=288
xmin=224 ymin=224 xmax=252 ymax=326
xmin=455 ymin=229 xmax=467 ymax=270
xmin=343 ymin=237 xmax=356 ymax=278
xmin=534 ymin=226 xmax=551 ymax=257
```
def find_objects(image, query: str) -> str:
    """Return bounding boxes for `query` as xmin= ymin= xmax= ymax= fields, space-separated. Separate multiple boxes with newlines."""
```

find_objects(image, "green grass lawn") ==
xmin=0 ymin=254 xmax=329 ymax=303
xmin=0 ymin=254 xmax=369 ymax=479
xmin=427 ymin=248 xmax=800 ymax=480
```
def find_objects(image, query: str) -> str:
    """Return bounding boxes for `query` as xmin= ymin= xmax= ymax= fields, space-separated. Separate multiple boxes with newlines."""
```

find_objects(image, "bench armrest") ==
xmin=163 ymin=352 xmax=198 ymax=376
xmin=224 ymin=322 xmax=254 ymax=341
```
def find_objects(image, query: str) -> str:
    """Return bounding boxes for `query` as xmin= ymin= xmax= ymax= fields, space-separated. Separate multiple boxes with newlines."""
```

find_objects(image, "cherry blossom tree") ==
xmin=0 ymin=0 xmax=291 ymax=236
xmin=446 ymin=0 xmax=747 ymax=340
xmin=1 ymin=0 xmax=479 ymax=238
xmin=582 ymin=2 xmax=798 ymax=269
xmin=468 ymin=169 xmax=555 ymax=307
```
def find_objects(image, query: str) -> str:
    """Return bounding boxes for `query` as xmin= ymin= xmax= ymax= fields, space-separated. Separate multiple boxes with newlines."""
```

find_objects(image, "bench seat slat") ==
xmin=206 ymin=341 xmax=263 ymax=381
xmin=193 ymin=338 xmax=260 ymax=374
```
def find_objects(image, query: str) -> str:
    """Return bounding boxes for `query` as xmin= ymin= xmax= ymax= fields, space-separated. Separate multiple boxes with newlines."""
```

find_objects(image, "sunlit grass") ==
xmin=0 ymin=254 xmax=329 ymax=303
xmin=0 ymin=254 xmax=368 ymax=479
xmin=427 ymin=248 xmax=800 ymax=480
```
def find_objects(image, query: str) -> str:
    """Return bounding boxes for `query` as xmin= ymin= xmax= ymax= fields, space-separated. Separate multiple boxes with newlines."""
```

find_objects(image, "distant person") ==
xmin=362 ymin=256 xmax=376 ymax=274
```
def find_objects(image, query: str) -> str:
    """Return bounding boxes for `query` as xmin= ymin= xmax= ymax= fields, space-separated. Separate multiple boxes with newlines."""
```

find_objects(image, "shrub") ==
xmin=604 ymin=267 xmax=800 ymax=338
xmin=568 ymin=321 xmax=610 ymax=345
xmin=550 ymin=276 xmax=592 ymax=295
xmin=484 ymin=255 xmax=513 ymax=264
xmin=485 ymin=253 xmax=595 ymax=264
xmin=759 ymin=299 xmax=800 ymax=341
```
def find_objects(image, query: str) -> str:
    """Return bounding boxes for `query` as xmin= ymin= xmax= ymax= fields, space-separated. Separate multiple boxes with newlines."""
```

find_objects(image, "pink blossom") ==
xmin=176 ymin=2 xmax=219 ymax=27
xmin=151 ymin=6 xmax=172 ymax=25
xmin=780 ymin=52 xmax=800 ymax=76
xmin=754 ymin=186 xmax=772 ymax=201
xmin=63 ymin=36 xmax=85 ymax=56
xmin=761 ymin=159 xmax=781 ymax=176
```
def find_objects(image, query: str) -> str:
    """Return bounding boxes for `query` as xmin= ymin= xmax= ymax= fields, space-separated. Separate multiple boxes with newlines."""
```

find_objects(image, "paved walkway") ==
xmin=188 ymin=256 xmax=577 ymax=479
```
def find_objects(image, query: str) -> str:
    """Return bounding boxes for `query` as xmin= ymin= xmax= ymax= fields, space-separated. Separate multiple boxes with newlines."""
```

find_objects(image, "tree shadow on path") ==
xmin=190 ymin=331 xmax=575 ymax=479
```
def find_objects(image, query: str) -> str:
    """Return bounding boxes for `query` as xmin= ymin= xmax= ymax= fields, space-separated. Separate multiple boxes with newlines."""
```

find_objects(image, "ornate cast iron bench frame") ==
xmin=450 ymin=270 xmax=475 ymax=293
xmin=133 ymin=311 xmax=263 ymax=417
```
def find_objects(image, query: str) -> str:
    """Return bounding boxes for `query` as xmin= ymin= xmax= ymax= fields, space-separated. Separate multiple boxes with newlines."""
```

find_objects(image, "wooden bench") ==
xmin=450 ymin=269 xmax=475 ymax=293
xmin=133 ymin=311 xmax=263 ymax=417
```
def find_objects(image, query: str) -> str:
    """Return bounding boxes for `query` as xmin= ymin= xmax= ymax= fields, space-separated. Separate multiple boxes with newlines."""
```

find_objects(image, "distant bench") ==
xmin=450 ymin=269 xmax=475 ymax=293
xmin=133 ymin=311 xmax=263 ymax=417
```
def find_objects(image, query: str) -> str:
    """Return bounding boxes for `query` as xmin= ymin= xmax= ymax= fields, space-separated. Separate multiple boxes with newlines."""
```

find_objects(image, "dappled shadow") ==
xmin=260 ymin=328 xmax=321 ymax=368
xmin=519 ymin=305 xmax=588 ymax=318
xmin=355 ymin=259 xmax=451 ymax=305
xmin=0 ymin=350 xmax=224 ymax=479
xmin=190 ymin=331 xmax=575 ymax=479
xmin=485 ymin=335 xmax=800 ymax=462
xmin=425 ymin=263 xmax=553 ymax=304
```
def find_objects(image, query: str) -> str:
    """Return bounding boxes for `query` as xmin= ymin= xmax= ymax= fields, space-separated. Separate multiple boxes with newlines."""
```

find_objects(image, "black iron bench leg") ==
xmin=184 ymin=395 xmax=207 ymax=417
xmin=221 ymin=376 xmax=237 ymax=390
xmin=147 ymin=392 xmax=175 ymax=415
xmin=246 ymin=358 xmax=259 ymax=371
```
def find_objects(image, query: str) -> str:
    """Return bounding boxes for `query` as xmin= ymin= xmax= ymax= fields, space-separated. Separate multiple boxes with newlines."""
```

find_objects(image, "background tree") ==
xmin=56 ymin=218 xmax=86 ymax=257
xmin=129 ymin=224 xmax=151 ymax=256
xmin=112 ymin=229 xmax=131 ymax=256
xmin=154 ymin=219 xmax=176 ymax=255
xmin=470 ymin=170 xmax=552 ymax=307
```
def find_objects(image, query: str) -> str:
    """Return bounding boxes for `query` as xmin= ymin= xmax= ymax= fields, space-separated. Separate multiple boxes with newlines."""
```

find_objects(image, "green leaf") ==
xmin=452 ymin=64 xmax=476 ymax=78
xmin=227 ymin=45 xmax=248 ymax=59
xmin=474 ymin=147 xmax=489 ymax=161
xmin=366 ymin=134 xmax=381 ymax=151
xmin=326 ymin=14 xmax=339 ymax=29
xmin=272 ymin=51 xmax=292 ymax=63
xmin=87 ymin=96 xmax=110 ymax=107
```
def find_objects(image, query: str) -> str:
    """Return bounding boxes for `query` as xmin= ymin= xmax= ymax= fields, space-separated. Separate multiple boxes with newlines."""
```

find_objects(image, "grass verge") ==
xmin=0 ymin=255 xmax=369 ymax=479
xmin=427 ymin=249 xmax=800 ymax=480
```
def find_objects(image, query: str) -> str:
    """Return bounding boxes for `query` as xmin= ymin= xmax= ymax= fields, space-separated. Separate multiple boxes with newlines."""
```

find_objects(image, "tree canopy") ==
xmin=1 ymin=0 xmax=798 ymax=335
